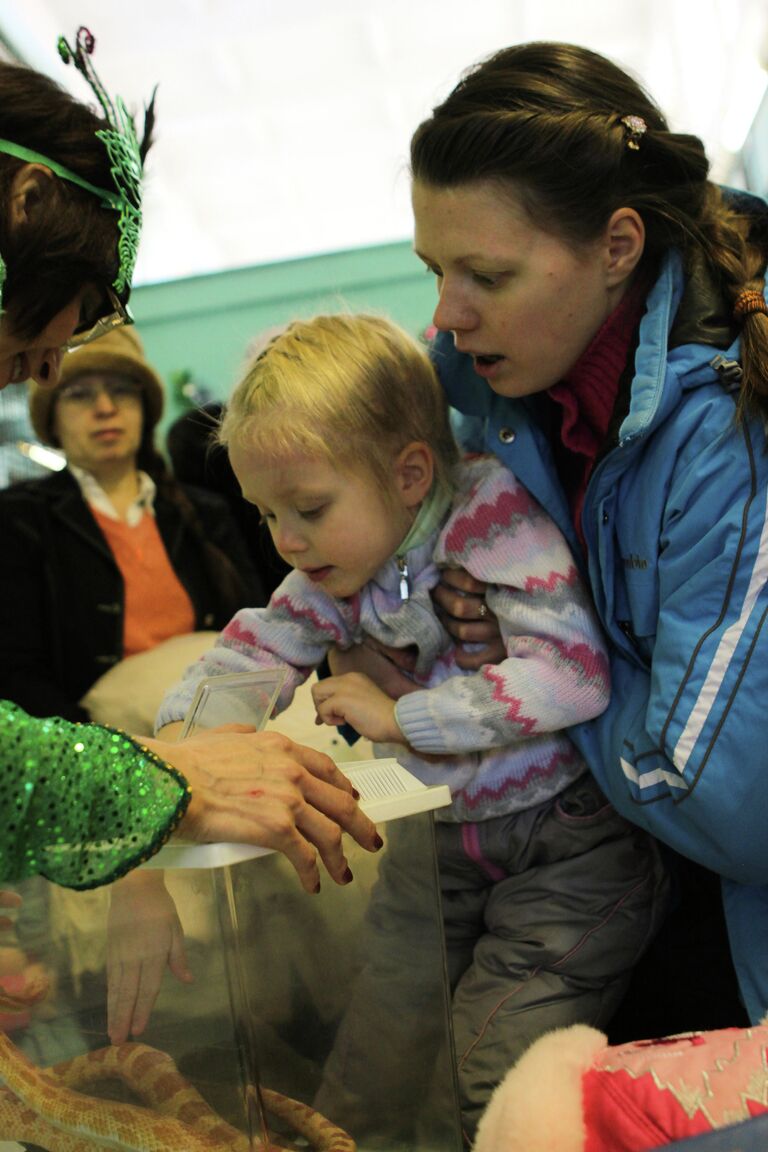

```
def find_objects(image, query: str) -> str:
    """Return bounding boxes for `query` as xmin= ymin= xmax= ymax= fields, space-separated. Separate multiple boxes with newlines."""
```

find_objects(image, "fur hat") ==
xmin=29 ymin=326 xmax=164 ymax=446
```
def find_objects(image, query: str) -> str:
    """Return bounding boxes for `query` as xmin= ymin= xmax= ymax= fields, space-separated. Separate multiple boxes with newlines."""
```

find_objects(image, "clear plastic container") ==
xmin=1 ymin=760 xmax=462 ymax=1151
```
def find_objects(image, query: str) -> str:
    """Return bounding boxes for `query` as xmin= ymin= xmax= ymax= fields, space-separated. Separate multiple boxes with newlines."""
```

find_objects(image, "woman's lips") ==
xmin=471 ymin=354 xmax=506 ymax=379
xmin=454 ymin=344 xmax=507 ymax=380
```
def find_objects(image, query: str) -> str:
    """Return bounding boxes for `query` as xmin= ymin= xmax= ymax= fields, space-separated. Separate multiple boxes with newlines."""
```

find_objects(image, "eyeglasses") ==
xmin=65 ymin=286 xmax=134 ymax=352
xmin=57 ymin=377 xmax=143 ymax=407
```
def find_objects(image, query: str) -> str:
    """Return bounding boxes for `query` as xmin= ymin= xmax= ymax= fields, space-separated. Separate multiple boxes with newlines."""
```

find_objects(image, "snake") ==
xmin=0 ymin=977 xmax=356 ymax=1151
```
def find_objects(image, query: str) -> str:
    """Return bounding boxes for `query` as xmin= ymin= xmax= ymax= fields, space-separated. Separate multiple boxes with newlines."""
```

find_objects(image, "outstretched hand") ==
xmin=107 ymin=871 xmax=191 ymax=1046
xmin=143 ymin=728 xmax=382 ymax=895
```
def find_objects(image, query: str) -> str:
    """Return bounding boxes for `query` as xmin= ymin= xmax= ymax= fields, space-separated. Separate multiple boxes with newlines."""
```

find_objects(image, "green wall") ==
xmin=129 ymin=239 xmax=436 ymax=437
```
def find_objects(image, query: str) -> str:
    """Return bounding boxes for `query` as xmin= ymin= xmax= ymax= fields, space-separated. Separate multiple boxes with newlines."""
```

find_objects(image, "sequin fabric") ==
xmin=0 ymin=700 xmax=190 ymax=890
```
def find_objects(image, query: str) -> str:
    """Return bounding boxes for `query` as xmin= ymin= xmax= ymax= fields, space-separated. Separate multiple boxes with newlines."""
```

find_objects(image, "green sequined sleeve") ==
xmin=0 ymin=700 xmax=191 ymax=890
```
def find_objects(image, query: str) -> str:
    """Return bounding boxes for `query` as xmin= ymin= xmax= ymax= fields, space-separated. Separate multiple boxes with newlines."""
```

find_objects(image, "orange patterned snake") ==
xmin=0 ymin=980 xmax=356 ymax=1151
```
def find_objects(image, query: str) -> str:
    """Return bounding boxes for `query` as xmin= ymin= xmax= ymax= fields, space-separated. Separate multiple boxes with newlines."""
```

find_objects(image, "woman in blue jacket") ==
xmin=406 ymin=42 xmax=768 ymax=1027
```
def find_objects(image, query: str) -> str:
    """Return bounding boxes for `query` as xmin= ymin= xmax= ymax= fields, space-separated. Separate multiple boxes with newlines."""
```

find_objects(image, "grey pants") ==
xmin=315 ymin=773 xmax=668 ymax=1148
xmin=439 ymin=772 xmax=669 ymax=1141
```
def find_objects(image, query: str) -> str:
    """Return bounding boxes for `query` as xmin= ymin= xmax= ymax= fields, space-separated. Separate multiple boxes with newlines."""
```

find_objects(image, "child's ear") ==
xmin=394 ymin=441 xmax=434 ymax=509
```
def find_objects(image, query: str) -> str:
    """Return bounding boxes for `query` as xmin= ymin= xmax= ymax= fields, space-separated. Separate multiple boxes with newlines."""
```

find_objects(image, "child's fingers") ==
xmin=313 ymin=697 xmax=348 ymax=728
xmin=107 ymin=961 xmax=141 ymax=1045
xmin=166 ymin=925 xmax=193 ymax=985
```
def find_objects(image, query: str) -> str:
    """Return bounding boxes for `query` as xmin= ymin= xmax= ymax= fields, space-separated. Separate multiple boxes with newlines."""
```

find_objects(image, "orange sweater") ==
xmin=92 ymin=508 xmax=195 ymax=657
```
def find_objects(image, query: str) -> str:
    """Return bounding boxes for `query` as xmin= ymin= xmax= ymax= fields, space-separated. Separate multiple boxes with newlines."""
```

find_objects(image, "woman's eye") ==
xmin=472 ymin=271 xmax=500 ymax=287
xmin=424 ymin=264 xmax=443 ymax=280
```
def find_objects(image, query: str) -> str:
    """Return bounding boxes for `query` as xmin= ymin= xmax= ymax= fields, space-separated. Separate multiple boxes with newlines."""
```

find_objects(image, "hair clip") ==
xmin=57 ymin=27 xmax=149 ymax=296
xmin=620 ymin=115 xmax=647 ymax=151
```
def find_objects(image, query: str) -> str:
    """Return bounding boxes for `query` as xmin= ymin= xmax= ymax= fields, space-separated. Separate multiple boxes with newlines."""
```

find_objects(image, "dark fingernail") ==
xmin=373 ymin=834 xmax=384 ymax=850
xmin=342 ymin=867 xmax=354 ymax=884
xmin=351 ymin=788 xmax=361 ymax=800
xmin=313 ymin=881 xmax=321 ymax=894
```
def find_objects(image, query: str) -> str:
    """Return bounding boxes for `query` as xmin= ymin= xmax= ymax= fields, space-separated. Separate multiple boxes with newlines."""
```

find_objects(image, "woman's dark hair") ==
xmin=166 ymin=402 xmax=290 ymax=599
xmin=136 ymin=407 xmax=253 ymax=622
xmin=0 ymin=60 xmax=154 ymax=337
xmin=411 ymin=42 xmax=768 ymax=423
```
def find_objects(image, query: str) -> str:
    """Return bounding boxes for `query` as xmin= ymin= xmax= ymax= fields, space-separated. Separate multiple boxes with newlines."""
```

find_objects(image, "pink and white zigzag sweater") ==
xmin=157 ymin=456 xmax=610 ymax=822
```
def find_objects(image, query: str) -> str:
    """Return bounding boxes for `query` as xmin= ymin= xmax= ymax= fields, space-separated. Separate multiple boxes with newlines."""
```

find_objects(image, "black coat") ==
xmin=0 ymin=468 xmax=264 ymax=721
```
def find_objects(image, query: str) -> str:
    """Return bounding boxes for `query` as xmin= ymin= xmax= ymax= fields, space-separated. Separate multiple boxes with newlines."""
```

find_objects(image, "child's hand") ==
xmin=106 ymin=871 xmax=192 ymax=1046
xmin=312 ymin=673 xmax=402 ymax=743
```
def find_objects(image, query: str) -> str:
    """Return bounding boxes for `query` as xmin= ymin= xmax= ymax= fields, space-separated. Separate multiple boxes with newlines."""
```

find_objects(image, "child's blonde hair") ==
xmin=219 ymin=313 xmax=459 ymax=493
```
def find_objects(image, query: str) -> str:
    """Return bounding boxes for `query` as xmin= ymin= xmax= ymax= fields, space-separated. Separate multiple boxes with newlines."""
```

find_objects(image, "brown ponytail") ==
xmin=696 ymin=187 xmax=768 ymax=422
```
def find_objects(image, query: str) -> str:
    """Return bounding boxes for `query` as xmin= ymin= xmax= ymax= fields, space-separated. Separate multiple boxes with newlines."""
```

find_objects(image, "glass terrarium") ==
xmin=0 ymin=758 xmax=462 ymax=1152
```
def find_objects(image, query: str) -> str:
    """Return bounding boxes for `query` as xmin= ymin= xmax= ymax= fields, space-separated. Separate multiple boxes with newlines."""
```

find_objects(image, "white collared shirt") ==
xmin=69 ymin=465 xmax=157 ymax=527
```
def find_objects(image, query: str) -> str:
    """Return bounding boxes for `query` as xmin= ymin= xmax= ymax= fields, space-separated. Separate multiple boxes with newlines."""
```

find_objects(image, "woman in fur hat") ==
xmin=0 ymin=325 xmax=263 ymax=725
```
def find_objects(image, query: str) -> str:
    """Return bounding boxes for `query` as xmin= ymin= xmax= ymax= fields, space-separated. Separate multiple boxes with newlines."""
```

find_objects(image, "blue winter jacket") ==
xmin=434 ymin=246 xmax=768 ymax=1022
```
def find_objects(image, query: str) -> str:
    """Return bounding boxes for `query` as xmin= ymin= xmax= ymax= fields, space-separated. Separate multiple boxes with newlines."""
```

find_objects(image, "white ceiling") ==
xmin=0 ymin=0 xmax=766 ymax=287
